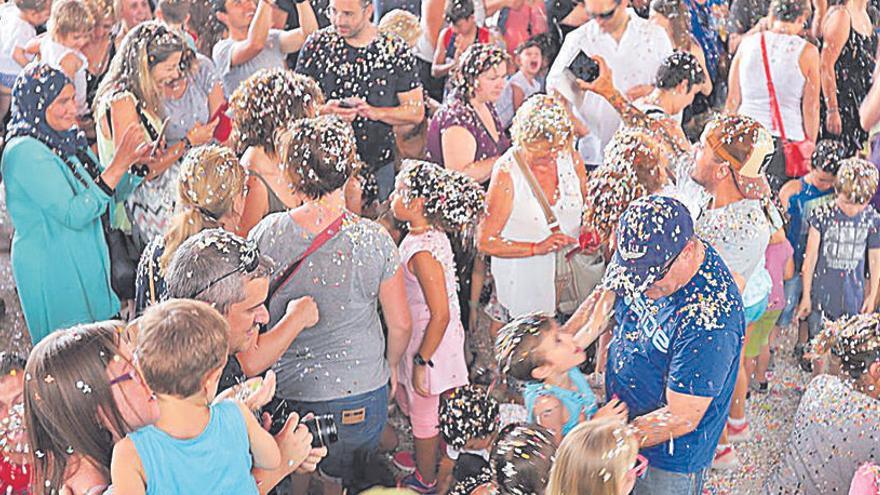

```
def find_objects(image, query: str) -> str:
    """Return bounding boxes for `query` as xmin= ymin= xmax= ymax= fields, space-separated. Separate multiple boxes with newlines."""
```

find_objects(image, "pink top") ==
xmin=501 ymin=2 xmax=548 ymax=58
xmin=850 ymin=463 xmax=880 ymax=495
xmin=765 ymin=239 xmax=794 ymax=311
xmin=397 ymin=230 xmax=469 ymax=396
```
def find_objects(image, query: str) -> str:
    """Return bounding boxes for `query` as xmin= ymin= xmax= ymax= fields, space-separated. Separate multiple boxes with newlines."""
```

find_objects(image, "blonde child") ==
xmin=798 ymin=158 xmax=880 ymax=340
xmin=390 ymin=159 xmax=486 ymax=493
xmin=547 ymin=418 xmax=646 ymax=495
xmin=495 ymin=313 xmax=628 ymax=441
xmin=0 ymin=0 xmax=51 ymax=125
xmin=41 ymin=0 xmax=94 ymax=117
xmin=111 ymin=299 xmax=280 ymax=494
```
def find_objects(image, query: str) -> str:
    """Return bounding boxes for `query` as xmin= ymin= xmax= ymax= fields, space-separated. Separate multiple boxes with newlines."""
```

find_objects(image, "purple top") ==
xmin=426 ymin=97 xmax=511 ymax=170
xmin=764 ymin=239 xmax=794 ymax=311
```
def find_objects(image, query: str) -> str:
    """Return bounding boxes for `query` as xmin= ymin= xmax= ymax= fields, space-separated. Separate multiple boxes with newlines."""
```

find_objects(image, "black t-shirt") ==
xmin=219 ymin=354 xmax=247 ymax=393
xmin=295 ymin=28 xmax=421 ymax=171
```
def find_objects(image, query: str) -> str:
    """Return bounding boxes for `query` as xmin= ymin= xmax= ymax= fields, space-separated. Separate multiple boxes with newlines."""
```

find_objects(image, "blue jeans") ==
xmin=285 ymin=384 xmax=389 ymax=482
xmin=633 ymin=466 xmax=707 ymax=495
xmin=777 ymin=274 xmax=802 ymax=327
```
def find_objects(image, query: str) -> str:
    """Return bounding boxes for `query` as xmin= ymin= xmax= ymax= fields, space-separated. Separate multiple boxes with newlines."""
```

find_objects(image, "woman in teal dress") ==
xmin=1 ymin=63 xmax=150 ymax=344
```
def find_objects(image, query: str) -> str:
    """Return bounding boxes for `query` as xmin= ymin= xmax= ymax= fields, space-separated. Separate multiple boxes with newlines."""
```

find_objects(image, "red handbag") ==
xmin=760 ymin=33 xmax=815 ymax=178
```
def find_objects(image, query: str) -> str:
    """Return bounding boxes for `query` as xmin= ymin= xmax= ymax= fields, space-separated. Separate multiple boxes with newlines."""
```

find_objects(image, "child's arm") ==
xmin=11 ymin=47 xmax=30 ymax=68
xmin=797 ymin=226 xmax=821 ymax=319
xmin=532 ymin=395 xmax=568 ymax=442
xmin=110 ymin=437 xmax=147 ymax=495
xmin=23 ymin=36 xmax=41 ymax=57
xmin=511 ymin=83 xmax=526 ymax=114
xmin=783 ymin=254 xmax=795 ymax=281
xmin=409 ymin=250 xmax=451 ymax=397
xmin=436 ymin=450 xmax=456 ymax=495
xmin=59 ymin=53 xmax=83 ymax=81
xmin=560 ymin=288 xmax=615 ymax=348
xmin=236 ymin=401 xmax=282 ymax=470
xmin=862 ymin=247 xmax=880 ymax=313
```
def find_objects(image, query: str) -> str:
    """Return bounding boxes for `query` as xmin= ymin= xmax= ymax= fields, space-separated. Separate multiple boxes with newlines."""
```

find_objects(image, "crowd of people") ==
xmin=0 ymin=0 xmax=878 ymax=490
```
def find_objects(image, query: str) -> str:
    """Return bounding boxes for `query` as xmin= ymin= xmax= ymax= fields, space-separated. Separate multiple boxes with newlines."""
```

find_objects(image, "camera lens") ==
xmin=302 ymin=413 xmax=339 ymax=448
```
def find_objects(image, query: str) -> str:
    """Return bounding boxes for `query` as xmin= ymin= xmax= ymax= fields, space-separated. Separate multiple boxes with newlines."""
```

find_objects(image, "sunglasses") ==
xmin=588 ymin=0 xmax=621 ymax=19
xmin=653 ymin=240 xmax=687 ymax=283
xmin=190 ymin=239 xmax=261 ymax=298
xmin=628 ymin=454 xmax=649 ymax=479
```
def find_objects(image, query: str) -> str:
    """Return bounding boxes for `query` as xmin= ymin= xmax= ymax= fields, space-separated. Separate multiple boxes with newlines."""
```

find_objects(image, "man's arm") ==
xmin=631 ymin=389 xmax=713 ymax=447
xmin=238 ymin=297 xmax=320 ymax=377
xmin=229 ymin=0 xmax=275 ymax=67
xmin=353 ymin=87 xmax=424 ymax=126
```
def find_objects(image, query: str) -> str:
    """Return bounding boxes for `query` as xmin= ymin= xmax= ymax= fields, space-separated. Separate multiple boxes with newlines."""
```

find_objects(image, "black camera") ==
xmin=302 ymin=413 xmax=339 ymax=448
xmin=567 ymin=51 xmax=600 ymax=83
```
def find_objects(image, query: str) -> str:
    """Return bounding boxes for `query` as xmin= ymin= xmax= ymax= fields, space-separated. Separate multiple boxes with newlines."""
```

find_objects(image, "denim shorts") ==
xmin=777 ymin=274 xmax=802 ymax=327
xmin=278 ymin=384 xmax=389 ymax=482
xmin=633 ymin=466 xmax=707 ymax=495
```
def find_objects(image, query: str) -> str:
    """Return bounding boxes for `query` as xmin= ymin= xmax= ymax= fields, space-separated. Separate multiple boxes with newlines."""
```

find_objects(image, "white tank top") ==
xmin=491 ymin=147 xmax=584 ymax=317
xmin=40 ymin=38 xmax=89 ymax=116
xmin=738 ymin=32 xmax=808 ymax=141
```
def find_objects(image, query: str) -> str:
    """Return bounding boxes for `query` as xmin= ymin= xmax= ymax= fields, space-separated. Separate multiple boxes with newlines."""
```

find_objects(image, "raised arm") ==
xmin=278 ymin=0 xmax=318 ymax=53
xmin=238 ymin=297 xmax=320 ymax=376
xmin=228 ymin=0 xmax=275 ymax=67
xmin=820 ymin=7 xmax=849 ymax=134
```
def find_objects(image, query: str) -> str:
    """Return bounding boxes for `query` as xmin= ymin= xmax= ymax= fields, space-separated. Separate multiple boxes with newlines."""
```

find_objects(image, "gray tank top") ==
xmin=251 ymin=171 xmax=287 ymax=215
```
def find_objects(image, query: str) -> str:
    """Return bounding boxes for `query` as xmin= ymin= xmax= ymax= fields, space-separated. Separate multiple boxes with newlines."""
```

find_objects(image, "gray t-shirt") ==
xmin=764 ymin=374 xmax=880 ymax=494
xmin=164 ymin=54 xmax=219 ymax=144
xmin=213 ymin=30 xmax=286 ymax=98
xmin=696 ymin=199 xmax=771 ymax=283
xmin=250 ymin=212 xmax=401 ymax=401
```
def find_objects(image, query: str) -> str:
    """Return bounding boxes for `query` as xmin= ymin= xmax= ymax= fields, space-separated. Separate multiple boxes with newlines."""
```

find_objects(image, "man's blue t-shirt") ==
xmin=605 ymin=244 xmax=745 ymax=473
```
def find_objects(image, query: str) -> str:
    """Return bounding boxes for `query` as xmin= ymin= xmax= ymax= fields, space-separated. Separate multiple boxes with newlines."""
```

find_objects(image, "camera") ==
xmin=567 ymin=51 xmax=600 ymax=83
xmin=302 ymin=413 xmax=339 ymax=448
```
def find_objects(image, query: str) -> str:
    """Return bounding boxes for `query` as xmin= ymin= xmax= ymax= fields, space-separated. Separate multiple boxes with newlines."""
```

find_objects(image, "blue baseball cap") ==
xmin=604 ymin=195 xmax=694 ymax=297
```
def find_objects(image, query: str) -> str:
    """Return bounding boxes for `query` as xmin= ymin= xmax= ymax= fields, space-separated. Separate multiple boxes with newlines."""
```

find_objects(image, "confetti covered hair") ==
xmin=136 ymin=299 xmax=229 ymax=397
xmin=378 ymin=9 xmax=422 ymax=48
xmin=490 ymin=423 xmax=557 ymax=495
xmin=277 ymin=115 xmax=359 ymax=200
xmin=397 ymin=160 xmax=486 ymax=234
xmin=48 ymin=0 xmax=96 ymax=37
xmin=546 ymin=418 xmax=639 ymax=495
xmin=702 ymin=113 xmax=767 ymax=168
xmin=834 ymin=158 xmax=879 ymax=205
xmin=450 ymin=43 xmax=510 ymax=100
xmin=445 ymin=0 xmax=475 ymax=23
xmin=24 ymin=321 xmax=134 ymax=494
xmin=655 ymin=51 xmax=705 ymax=92
xmin=771 ymin=0 xmax=809 ymax=22
xmin=811 ymin=313 xmax=880 ymax=380
xmin=582 ymin=128 xmax=669 ymax=246
xmin=811 ymin=139 xmax=847 ymax=175
xmin=95 ymin=21 xmax=195 ymax=120
xmin=439 ymin=385 xmax=501 ymax=449
xmin=86 ymin=0 xmax=115 ymax=22
xmin=159 ymin=145 xmax=247 ymax=270
xmin=495 ymin=313 xmax=554 ymax=381
xmin=510 ymin=94 xmax=574 ymax=152
xmin=0 ymin=352 xmax=26 ymax=376
xmin=229 ymin=69 xmax=324 ymax=156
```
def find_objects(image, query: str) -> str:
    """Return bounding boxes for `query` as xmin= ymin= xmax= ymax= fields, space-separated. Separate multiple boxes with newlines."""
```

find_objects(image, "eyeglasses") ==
xmin=588 ymin=0 xmax=621 ymax=20
xmin=189 ymin=237 xmax=261 ymax=298
xmin=627 ymin=454 xmax=649 ymax=479
xmin=653 ymin=239 xmax=688 ymax=283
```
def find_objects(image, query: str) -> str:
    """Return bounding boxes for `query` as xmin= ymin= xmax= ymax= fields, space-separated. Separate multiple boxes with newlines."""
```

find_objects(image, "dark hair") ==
xmin=814 ymin=313 xmax=880 ymax=380
xmin=190 ymin=0 xmax=225 ymax=55
xmin=158 ymin=0 xmax=190 ymax=23
xmin=811 ymin=139 xmax=847 ymax=174
xmin=770 ymin=0 xmax=808 ymax=22
xmin=515 ymin=36 xmax=543 ymax=56
xmin=0 ymin=353 xmax=26 ymax=376
xmin=655 ymin=51 xmax=704 ymax=91
xmin=439 ymin=385 xmax=501 ymax=449
xmin=491 ymin=423 xmax=557 ymax=495
xmin=445 ymin=0 xmax=474 ymax=23
xmin=450 ymin=43 xmax=510 ymax=100
xmin=397 ymin=160 xmax=486 ymax=234
xmin=649 ymin=0 xmax=693 ymax=49
xmin=278 ymin=115 xmax=358 ymax=200
xmin=495 ymin=313 xmax=554 ymax=381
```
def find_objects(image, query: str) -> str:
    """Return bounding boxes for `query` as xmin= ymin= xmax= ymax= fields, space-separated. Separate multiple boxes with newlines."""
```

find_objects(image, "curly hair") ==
xmin=397 ymin=160 xmax=486 ymax=234
xmin=229 ymin=69 xmax=324 ymax=156
xmin=450 ymin=43 xmax=509 ymax=100
xmin=277 ymin=115 xmax=359 ymax=200
xmin=438 ymin=385 xmax=500 ymax=449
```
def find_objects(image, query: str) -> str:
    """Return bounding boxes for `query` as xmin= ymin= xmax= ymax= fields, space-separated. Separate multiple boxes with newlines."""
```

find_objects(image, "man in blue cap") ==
xmin=603 ymin=195 xmax=745 ymax=495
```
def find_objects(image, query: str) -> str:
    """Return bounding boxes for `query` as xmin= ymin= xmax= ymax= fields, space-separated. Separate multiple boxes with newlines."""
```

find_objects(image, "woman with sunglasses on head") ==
xmin=547 ymin=418 xmax=647 ymax=495
xmin=23 ymin=320 xmax=160 ymax=495
xmin=133 ymin=144 xmax=247 ymax=315
xmin=1 ymin=63 xmax=151 ymax=345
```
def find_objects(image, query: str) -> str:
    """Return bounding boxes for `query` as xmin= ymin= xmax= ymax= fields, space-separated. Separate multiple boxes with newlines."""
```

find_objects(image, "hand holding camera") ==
xmin=569 ymin=54 xmax=615 ymax=98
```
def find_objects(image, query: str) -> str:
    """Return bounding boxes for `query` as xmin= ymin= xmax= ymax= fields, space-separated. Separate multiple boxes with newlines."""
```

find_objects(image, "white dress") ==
xmin=491 ymin=148 xmax=584 ymax=317
xmin=40 ymin=38 xmax=89 ymax=116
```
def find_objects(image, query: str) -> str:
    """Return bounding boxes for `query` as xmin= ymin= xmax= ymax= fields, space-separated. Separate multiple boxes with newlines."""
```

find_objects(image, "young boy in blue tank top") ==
xmin=111 ymin=299 xmax=281 ymax=494
xmin=494 ymin=313 xmax=628 ymax=440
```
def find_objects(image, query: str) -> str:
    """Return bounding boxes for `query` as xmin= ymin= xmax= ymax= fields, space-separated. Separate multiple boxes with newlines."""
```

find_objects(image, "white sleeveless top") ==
xmin=40 ymin=38 xmax=89 ymax=116
xmin=738 ymin=32 xmax=808 ymax=141
xmin=491 ymin=148 xmax=584 ymax=317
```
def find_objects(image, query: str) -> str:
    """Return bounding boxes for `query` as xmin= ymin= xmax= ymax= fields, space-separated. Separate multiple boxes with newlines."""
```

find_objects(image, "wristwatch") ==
xmin=413 ymin=353 xmax=434 ymax=367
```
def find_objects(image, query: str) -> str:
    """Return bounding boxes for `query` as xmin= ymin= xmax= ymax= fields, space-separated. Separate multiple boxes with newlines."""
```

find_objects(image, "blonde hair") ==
xmin=835 ymin=158 xmax=879 ymax=205
xmin=136 ymin=299 xmax=229 ymax=398
xmin=546 ymin=418 xmax=639 ymax=495
xmin=86 ymin=0 xmax=115 ymax=22
xmin=378 ymin=9 xmax=422 ymax=48
xmin=159 ymin=145 xmax=246 ymax=270
xmin=49 ymin=0 xmax=96 ymax=37
xmin=510 ymin=94 xmax=574 ymax=152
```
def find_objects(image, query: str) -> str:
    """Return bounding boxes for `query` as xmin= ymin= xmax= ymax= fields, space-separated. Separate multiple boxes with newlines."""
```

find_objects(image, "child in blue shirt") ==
xmin=111 ymin=299 xmax=280 ymax=495
xmin=494 ymin=313 xmax=627 ymax=440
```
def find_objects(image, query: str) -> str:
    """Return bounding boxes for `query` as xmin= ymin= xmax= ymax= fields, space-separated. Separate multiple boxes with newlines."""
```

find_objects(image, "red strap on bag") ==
xmin=759 ymin=33 xmax=789 ymax=143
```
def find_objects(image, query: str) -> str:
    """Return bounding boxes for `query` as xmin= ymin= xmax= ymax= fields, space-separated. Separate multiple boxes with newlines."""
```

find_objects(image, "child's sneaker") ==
xmin=398 ymin=471 xmax=437 ymax=494
xmin=727 ymin=420 xmax=751 ymax=443
xmin=712 ymin=445 xmax=741 ymax=471
xmin=392 ymin=451 xmax=416 ymax=474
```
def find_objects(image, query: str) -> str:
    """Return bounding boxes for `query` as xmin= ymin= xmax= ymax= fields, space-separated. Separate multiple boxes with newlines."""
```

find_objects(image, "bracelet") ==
xmin=827 ymin=106 xmax=839 ymax=113
xmin=529 ymin=242 xmax=536 ymax=256
xmin=95 ymin=176 xmax=115 ymax=195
